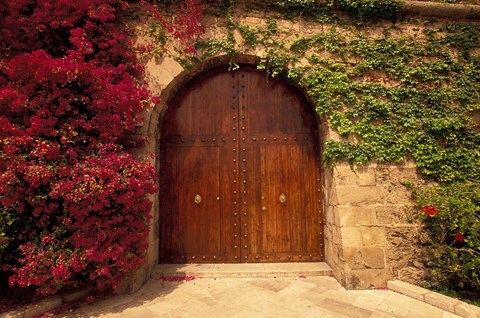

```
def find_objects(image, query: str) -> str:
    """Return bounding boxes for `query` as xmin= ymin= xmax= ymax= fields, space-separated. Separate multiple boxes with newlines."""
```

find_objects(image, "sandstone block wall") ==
xmin=125 ymin=2 xmax=458 ymax=290
xmin=324 ymin=160 xmax=428 ymax=289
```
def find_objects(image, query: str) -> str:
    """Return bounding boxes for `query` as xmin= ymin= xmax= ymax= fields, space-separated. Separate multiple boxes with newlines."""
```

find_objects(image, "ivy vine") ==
xmin=184 ymin=0 xmax=480 ymax=184
xmin=144 ymin=0 xmax=480 ymax=294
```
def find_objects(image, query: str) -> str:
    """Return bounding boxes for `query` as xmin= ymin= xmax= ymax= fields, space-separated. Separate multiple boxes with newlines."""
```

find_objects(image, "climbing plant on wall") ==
xmin=139 ymin=0 xmax=480 ymax=294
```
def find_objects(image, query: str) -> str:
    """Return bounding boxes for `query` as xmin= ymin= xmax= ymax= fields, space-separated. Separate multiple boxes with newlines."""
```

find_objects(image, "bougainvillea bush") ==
xmin=0 ymin=0 xmax=157 ymax=296
xmin=0 ymin=0 xmax=137 ymax=67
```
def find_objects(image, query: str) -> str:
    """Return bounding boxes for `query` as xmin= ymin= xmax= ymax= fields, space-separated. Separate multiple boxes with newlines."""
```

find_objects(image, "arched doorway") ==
xmin=159 ymin=65 xmax=324 ymax=263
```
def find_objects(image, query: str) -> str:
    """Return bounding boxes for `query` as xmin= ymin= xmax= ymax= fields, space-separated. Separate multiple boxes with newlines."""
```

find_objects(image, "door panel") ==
xmin=161 ymin=144 xmax=237 ymax=263
xmin=163 ymin=69 xmax=234 ymax=137
xmin=241 ymin=141 xmax=322 ymax=262
xmin=160 ymin=67 xmax=239 ymax=263
xmin=160 ymin=65 xmax=323 ymax=263
xmin=243 ymin=71 xmax=310 ymax=136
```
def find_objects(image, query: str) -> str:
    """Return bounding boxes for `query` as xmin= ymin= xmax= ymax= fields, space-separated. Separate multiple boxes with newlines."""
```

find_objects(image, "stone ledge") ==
xmin=424 ymin=291 xmax=463 ymax=313
xmin=313 ymin=0 xmax=480 ymax=19
xmin=24 ymin=297 xmax=62 ymax=318
xmin=388 ymin=280 xmax=480 ymax=318
xmin=61 ymin=289 xmax=91 ymax=303
xmin=456 ymin=303 xmax=480 ymax=318
xmin=403 ymin=1 xmax=480 ymax=19
xmin=0 ymin=310 xmax=24 ymax=318
xmin=0 ymin=289 xmax=90 ymax=318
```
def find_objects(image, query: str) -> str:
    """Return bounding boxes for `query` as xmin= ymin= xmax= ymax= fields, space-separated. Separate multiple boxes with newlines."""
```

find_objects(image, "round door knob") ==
xmin=262 ymin=206 xmax=267 ymax=211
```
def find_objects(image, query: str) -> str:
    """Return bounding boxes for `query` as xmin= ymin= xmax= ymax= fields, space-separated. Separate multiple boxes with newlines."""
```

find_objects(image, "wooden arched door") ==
xmin=159 ymin=65 xmax=324 ymax=263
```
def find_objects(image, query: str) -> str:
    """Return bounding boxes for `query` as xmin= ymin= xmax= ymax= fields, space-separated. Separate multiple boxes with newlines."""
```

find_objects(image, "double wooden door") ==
xmin=160 ymin=66 xmax=324 ymax=263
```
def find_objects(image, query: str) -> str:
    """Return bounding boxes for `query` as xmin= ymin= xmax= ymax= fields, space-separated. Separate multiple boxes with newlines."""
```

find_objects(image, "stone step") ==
xmin=152 ymin=262 xmax=333 ymax=279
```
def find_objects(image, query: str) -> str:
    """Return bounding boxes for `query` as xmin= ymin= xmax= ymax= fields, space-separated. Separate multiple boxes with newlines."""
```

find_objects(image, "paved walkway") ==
xmin=62 ymin=276 xmax=460 ymax=317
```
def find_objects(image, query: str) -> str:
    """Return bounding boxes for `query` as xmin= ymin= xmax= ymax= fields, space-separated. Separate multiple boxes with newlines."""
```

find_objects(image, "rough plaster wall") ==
xmin=128 ymin=3 xmax=470 ymax=290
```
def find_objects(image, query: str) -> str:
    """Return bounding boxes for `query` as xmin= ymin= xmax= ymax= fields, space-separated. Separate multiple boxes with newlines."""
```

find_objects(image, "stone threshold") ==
xmin=152 ymin=262 xmax=333 ymax=279
xmin=388 ymin=280 xmax=480 ymax=318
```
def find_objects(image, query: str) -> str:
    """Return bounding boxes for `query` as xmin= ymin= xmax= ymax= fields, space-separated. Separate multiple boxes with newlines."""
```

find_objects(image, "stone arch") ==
xmin=134 ymin=53 xmax=338 ymax=290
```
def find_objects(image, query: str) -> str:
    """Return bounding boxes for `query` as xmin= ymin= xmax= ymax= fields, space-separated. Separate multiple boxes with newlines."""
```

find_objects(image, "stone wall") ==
xmin=324 ymin=159 xmax=429 ymax=289
xmin=124 ymin=1 xmax=474 ymax=291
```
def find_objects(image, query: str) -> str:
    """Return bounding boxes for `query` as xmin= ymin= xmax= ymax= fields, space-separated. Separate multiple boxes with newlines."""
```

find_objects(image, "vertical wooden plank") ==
xmin=304 ymin=143 xmax=321 ymax=257
xmin=173 ymin=146 xmax=219 ymax=259
xmin=275 ymin=145 xmax=286 ymax=254
xmin=263 ymin=144 xmax=275 ymax=254
xmin=285 ymin=145 xmax=301 ymax=255
xmin=243 ymin=143 xmax=260 ymax=260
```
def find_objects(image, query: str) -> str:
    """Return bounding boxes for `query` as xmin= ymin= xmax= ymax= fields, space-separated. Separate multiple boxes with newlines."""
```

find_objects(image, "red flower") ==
xmin=454 ymin=233 xmax=465 ymax=242
xmin=422 ymin=205 xmax=438 ymax=216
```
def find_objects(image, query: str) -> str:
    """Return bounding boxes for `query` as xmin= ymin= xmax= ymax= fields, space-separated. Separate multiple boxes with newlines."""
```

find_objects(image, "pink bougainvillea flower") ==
xmin=454 ymin=233 xmax=465 ymax=242
xmin=152 ymin=96 xmax=161 ymax=103
xmin=422 ymin=205 xmax=438 ymax=216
